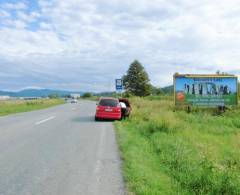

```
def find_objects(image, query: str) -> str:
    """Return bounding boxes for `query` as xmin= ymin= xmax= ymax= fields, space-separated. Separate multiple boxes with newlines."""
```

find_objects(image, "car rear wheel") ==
xmin=95 ymin=116 xmax=99 ymax=121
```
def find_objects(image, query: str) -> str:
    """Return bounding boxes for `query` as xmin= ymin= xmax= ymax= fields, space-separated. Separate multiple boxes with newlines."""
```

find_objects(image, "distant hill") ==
xmin=161 ymin=85 xmax=174 ymax=94
xmin=0 ymin=89 xmax=84 ymax=97
xmin=0 ymin=90 xmax=16 ymax=96
xmin=0 ymin=85 xmax=175 ymax=98
xmin=94 ymin=91 xmax=116 ymax=97
xmin=93 ymin=86 xmax=174 ymax=97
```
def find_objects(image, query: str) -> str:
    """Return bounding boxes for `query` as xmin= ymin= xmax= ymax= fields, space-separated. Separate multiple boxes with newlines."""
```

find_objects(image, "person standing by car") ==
xmin=119 ymin=101 xmax=127 ymax=119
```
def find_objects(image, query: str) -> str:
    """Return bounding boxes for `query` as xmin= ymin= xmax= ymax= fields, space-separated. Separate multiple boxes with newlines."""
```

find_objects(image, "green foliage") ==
xmin=122 ymin=91 xmax=134 ymax=98
xmin=151 ymin=86 xmax=163 ymax=95
xmin=161 ymin=85 xmax=174 ymax=94
xmin=238 ymin=82 xmax=240 ymax=98
xmin=123 ymin=60 xmax=151 ymax=97
xmin=0 ymin=99 xmax=64 ymax=116
xmin=82 ymin=92 xmax=93 ymax=98
xmin=48 ymin=94 xmax=59 ymax=99
xmin=115 ymin=97 xmax=240 ymax=194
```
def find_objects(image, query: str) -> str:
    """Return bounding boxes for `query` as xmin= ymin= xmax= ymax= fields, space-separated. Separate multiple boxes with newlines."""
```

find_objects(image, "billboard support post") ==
xmin=218 ymin=105 xmax=226 ymax=113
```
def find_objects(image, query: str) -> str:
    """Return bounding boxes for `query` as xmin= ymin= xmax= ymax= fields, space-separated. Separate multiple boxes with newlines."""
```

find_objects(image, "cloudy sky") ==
xmin=0 ymin=0 xmax=240 ymax=92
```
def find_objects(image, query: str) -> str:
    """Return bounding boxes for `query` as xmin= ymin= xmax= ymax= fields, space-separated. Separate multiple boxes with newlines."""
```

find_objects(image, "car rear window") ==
xmin=99 ymin=99 xmax=119 ymax=107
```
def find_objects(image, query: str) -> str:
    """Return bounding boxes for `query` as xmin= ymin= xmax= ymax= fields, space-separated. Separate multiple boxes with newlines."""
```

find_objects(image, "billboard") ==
xmin=174 ymin=74 xmax=238 ymax=106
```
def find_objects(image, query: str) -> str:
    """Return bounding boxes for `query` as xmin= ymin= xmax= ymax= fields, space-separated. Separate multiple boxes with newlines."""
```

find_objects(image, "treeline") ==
xmin=82 ymin=60 xmax=240 ymax=98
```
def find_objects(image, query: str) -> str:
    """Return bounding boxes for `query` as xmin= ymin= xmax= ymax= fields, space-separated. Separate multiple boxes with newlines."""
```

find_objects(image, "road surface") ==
xmin=0 ymin=101 xmax=125 ymax=195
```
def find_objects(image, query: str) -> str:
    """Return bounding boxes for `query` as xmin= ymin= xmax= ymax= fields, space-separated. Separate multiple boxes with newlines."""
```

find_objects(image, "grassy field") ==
xmin=115 ymin=96 xmax=240 ymax=195
xmin=0 ymin=99 xmax=64 ymax=116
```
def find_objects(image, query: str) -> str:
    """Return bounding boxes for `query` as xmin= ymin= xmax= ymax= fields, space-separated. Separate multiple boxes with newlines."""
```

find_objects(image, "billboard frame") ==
xmin=173 ymin=73 xmax=238 ymax=107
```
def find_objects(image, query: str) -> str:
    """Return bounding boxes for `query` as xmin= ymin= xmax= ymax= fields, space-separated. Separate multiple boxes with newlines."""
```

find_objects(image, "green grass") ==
xmin=0 ymin=99 xmax=64 ymax=116
xmin=81 ymin=96 xmax=100 ymax=101
xmin=115 ymin=97 xmax=240 ymax=195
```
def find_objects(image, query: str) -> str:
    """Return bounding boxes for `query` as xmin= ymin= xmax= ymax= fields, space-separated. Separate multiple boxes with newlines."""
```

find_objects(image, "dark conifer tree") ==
xmin=123 ymin=60 xmax=151 ymax=96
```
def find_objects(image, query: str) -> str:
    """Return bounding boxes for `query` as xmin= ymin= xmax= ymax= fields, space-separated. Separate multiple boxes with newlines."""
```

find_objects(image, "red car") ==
xmin=95 ymin=97 xmax=121 ymax=120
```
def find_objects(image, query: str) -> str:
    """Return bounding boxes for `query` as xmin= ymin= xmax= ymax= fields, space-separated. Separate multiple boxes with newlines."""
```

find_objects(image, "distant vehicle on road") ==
xmin=95 ymin=97 xmax=121 ymax=120
xmin=70 ymin=99 xmax=78 ymax=103
xmin=118 ymin=98 xmax=132 ymax=118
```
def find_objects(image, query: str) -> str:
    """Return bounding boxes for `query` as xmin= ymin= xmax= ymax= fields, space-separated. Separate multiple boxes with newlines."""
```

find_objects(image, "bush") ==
xmin=82 ymin=92 xmax=92 ymax=98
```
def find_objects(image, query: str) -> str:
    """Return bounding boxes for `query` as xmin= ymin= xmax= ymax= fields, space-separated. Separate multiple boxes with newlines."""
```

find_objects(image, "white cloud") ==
xmin=0 ymin=0 xmax=240 ymax=91
xmin=0 ymin=2 xmax=27 ymax=10
xmin=0 ymin=9 xmax=10 ymax=17
xmin=16 ymin=11 xmax=41 ymax=23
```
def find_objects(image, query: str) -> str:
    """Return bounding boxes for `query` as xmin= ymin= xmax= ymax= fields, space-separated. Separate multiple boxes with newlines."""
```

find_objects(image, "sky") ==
xmin=0 ymin=0 xmax=240 ymax=92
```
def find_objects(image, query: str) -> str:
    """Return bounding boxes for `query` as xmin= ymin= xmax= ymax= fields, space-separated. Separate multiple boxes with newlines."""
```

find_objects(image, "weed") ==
xmin=115 ymin=97 xmax=240 ymax=195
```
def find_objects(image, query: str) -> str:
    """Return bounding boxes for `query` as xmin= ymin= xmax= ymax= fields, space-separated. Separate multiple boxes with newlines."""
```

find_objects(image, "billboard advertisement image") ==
xmin=174 ymin=75 xmax=238 ymax=106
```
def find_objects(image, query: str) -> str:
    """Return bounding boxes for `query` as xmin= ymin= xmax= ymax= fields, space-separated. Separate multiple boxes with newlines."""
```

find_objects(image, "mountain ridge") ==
xmin=0 ymin=89 xmax=84 ymax=97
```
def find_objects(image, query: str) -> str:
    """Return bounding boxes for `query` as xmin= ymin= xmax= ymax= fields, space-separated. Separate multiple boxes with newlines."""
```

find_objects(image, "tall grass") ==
xmin=0 ymin=99 xmax=64 ymax=116
xmin=115 ymin=97 xmax=240 ymax=194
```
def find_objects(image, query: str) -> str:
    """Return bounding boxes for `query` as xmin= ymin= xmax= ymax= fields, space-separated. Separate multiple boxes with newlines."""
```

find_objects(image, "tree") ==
xmin=151 ymin=86 xmax=162 ymax=95
xmin=216 ymin=70 xmax=229 ymax=75
xmin=82 ymin=92 xmax=92 ymax=98
xmin=238 ymin=82 xmax=240 ymax=98
xmin=48 ymin=94 xmax=59 ymax=99
xmin=123 ymin=60 xmax=151 ymax=96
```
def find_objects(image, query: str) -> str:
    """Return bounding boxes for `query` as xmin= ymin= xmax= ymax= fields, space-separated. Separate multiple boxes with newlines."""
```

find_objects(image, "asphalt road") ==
xmin=0 ymin=101 xmax=125 ymax=195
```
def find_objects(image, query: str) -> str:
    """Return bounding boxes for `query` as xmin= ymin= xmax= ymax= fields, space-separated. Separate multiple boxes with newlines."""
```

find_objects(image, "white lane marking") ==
xmin=35 ymin=116 xmax=56 ymax=125
xmin=72 ymin=108 xmax=76 ymax=110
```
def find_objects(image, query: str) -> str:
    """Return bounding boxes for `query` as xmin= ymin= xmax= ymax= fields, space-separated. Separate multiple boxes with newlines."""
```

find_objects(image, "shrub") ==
xmin=82 ymin=92 xmax=92 ymax=98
